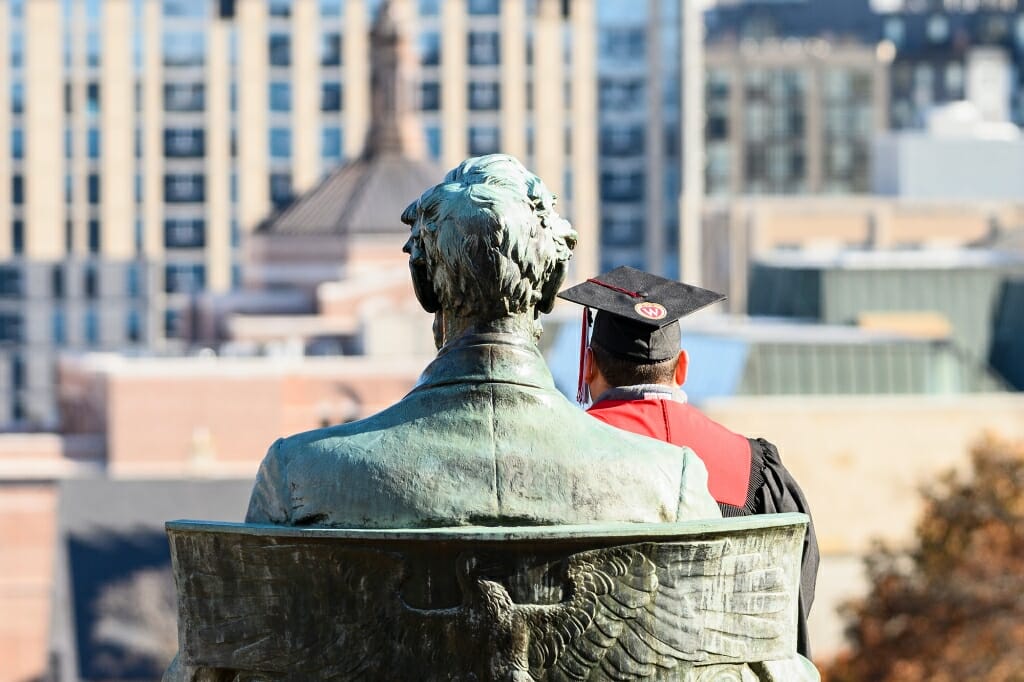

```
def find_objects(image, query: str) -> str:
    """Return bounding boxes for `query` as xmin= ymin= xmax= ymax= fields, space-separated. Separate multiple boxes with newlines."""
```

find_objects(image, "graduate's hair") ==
xmin=590 ymin=342 xmax=678 ymax=388
xmin=401 ymin=154 xmax=577 ymax=320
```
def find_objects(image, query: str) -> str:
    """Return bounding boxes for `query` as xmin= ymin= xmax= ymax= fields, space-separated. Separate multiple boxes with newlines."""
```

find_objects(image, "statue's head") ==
xmin=402 ymin=155 xmax=577 ymax=342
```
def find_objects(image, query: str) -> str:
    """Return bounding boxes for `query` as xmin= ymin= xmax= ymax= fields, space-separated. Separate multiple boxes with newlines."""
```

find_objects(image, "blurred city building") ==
xmin=874 ymin=99 xmax=1024 ymax=200
xmin=705 ymin=39 xmax=890 ymax=195
xmin=0 ymin=0 xmax=709 ymax=429
xmin=707 ymin=0 xmax=1024 ymax=129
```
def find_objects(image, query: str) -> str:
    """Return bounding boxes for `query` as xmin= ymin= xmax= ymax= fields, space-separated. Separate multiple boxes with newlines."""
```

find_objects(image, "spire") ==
xmin=364 ymin=0 xmax=427 ymax=159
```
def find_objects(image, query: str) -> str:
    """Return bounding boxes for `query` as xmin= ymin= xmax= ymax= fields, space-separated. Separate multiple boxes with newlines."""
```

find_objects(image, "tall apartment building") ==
xmin=705 ymin=39 xmax=890 ymax=195
xmin=706 ymin=0 xmax=1024 ymax=129
xmin=0 ymin=0 xmax=702 ymax=428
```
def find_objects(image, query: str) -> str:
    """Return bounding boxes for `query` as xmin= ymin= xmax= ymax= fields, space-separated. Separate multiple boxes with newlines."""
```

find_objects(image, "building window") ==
xmin=419 ymin=0 xmax=440 ymax=15
xmin=164 ymin=219 xmax=206 ymax=248
xmin=12 ymin=220 xmax=24 ymax=255
xmin=426 ymin=126 xmax=441 ymax=158
xmin=420 ymin=82 xmax=440 ymax=111
xmin=269 ymin=0 xmax=290 ymax=17
xmin=84 ymin=308 xmax=99 ymax=346
xmin=164 ymin=309 xmax=181 ymax=338
xmin=164 ymin=263 xmax=205 ymax=294
xmin=163 ymin=31 xmax=206 ymax=68
xmin=52 ymin=310 xmax=66 ymax=344
xmin=468 ymin=126 xmax=500 ymax=155
xmin=84 ymin=265 xmax=98 ymax=298
xmin=468 ymin=81 xmax=500 ymax=110
xmin=599 ymin=78 xmax=644 ymax=111
xmin=10 ymin=31 xmax=24 ymax=69
xmin=270 ymin=173 xmax=293 ymax=209
xmin=126 ymin=263 xmax=141 ymax=297
xmin=164 ymin=83 xmax=205 ymax=111
xmin=468 ymin=32 xmax=500 ymax=66
xmin=12 ymin=176 xmax=24 ymax=205
xmin=12 ymin=82 xmax=24 ymax=115
xmin=270 ymin=128 xmax=292 ymax=158
xmin=164 ymin=0 xmax=208 ymax=18
xmin=11 ymin=355 xmax=24 ymax=389
xmin=269 ymin=33 xmax=291 ymax=67
xmin=0 ymin=267 xmax=20 ymax=297
xmin=927 ymin=14 xmax=949 ymax=43
xmin=88 ymin=128 xmax=101 ymax=159
xmin=88 ymin=175 xmax=101 ymax=204
xmin=0 ymin=313 xmax=24 ymax=343
xmin=321 ymin=32 xmax=342 ymax=66
xmin=88 ymin=220 xmax=101 ymax=253
xmin=87 ymin=83 xmax=101 ymax=115
xmin=420 ymin=32 xmax=440 ymax=66
xmin=87 ymin=31 xmax=101 ymax=68
xmin=270 ymin=82 xmax=291 ymax=112
xmin=884 ymin=17 xmax=904 ymax=47
xmin=600 ymin=28 xmax=645 ymax=62
xmin=600 ymin=171 xmax=645 ymax=202
xmin=52 ymin=266 xmax=65 ymax=298
xmin=126 ymin=309 xmax=142 ymax=343
xmin=468 ymin=0 xmax=499 ymax=15
xmin=11 ymin=129 xmax=23 ymax=160
xmin=321 ymin=82 xmax=342 ymax=111
xmin=320 ymin=0 xmax=343 ymax=17
xmin=164 ymin=174 xmax=206 ymax=203
xmin=322 ymin=126 xmax=342 ymax=160
xmin=600 ymin=125 xmax=644 ymax=157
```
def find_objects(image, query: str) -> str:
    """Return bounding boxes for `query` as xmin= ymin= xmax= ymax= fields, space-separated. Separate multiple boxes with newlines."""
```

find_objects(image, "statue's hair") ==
xmin=402 ymin=154 xmax=577 ymax=319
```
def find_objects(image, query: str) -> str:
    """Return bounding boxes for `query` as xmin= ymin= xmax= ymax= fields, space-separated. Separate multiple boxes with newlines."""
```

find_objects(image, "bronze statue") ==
xmin=164 ymin=155 xmax=819 ymax=682
xmin=244 ymin=154 xmax=720 ymax=528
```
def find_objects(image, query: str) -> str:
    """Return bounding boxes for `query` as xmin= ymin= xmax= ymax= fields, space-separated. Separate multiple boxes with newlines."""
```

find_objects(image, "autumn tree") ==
xmin=823 ymin=436 xmax=1024 ymax=682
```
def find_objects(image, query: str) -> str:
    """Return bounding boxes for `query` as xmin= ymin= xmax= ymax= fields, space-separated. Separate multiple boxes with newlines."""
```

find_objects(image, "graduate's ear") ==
xmin=584 ymin=347 xmax=597 ymax=385
xmin=674 ymin=350 xmax=689 ymax=387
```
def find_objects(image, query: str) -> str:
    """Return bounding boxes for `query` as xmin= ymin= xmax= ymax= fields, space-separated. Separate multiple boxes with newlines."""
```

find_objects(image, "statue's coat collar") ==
xmin=411 ymin=332 xmax=557 ymax=392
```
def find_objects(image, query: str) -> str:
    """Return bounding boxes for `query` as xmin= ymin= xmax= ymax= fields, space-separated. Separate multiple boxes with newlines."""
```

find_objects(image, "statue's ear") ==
xmin=409 ymin=260 xmax=442 ymax=313
xmin=536 ymin=260 xmax=568 ymax=315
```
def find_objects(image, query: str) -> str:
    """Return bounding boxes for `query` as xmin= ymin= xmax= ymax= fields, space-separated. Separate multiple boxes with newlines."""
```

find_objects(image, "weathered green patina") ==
xmin=243 ymin=154 xmax=720 ymax=529
xmin=164 ymin=514 xmax=818 ymax=681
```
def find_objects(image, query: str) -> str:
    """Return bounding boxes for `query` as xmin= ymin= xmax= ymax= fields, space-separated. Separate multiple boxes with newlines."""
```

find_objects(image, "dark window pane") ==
xmin=468 ymin=126 xmax=500 ymax=155
xmin=269 ymin=34 xmax=291 ymax=67
xmin=163 ymin=31 xmax=206 ymax=67
xmin=468 ymin=31 xmax=500 ymax=66
xmin=419 ymin=32 xmax=440 ymax=66
xmin=321 ymin=127 xmax=342 ymax=160
xmin=164 ymin=173 xmax=206 ymax=203
xmin=321 ymin=32 xmax=342 ymax=66
xmin=164 ymin=219 xmax=206 ymax=248
xmin=164 ymin=263 xmax=205 ymax=294
xmin=270 ymin=82 xmax=291 ymax=112
xmin=164 ymin=83 xmax=205 ymax=111
xmin=270 ymin=128 xmax=291 ymax=158
xmin=321 ymin=82 xmax=342 ymax=111
xmin=164 ymin=128 xmax=206 ymax=157
xmin=468 ymin=81 xmax=500 ymax=110
xmin=420 ymin=82 xmax=440 ymax=111
xmin=88 ymin=175 xmax=101 ymax=204
xmin=270 ymin=173 xmax=293 ymax=209
xmin=88 ymin=220 xmax=101 ymax=253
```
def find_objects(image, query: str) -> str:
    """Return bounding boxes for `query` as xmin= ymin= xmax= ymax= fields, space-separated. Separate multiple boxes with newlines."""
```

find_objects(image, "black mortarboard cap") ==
xmin=558 ymin=266 xmax=726 ymax=364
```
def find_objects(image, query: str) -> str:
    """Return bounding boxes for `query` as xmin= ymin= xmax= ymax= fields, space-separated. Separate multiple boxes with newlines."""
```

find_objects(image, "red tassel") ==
xmin=576 ymin=308 xmax=592 ymax=405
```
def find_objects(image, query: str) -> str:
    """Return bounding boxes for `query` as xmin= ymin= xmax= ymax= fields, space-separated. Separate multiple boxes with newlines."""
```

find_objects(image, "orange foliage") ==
xmin=823 ymin=436 xmax=1024 ymax=682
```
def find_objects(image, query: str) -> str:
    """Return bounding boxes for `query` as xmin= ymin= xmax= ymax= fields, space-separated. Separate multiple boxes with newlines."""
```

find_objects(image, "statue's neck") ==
xmin=435 ymin=312 xmax=540 ymax=349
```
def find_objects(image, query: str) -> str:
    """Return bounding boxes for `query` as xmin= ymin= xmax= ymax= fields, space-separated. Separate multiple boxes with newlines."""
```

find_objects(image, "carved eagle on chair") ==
xmin=169 ymin=527 xmax=802 ymax=682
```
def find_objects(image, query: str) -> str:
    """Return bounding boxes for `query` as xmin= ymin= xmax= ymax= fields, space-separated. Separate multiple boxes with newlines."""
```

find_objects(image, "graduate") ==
xmin=559 ymin=266 xmax=820 ymax=657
